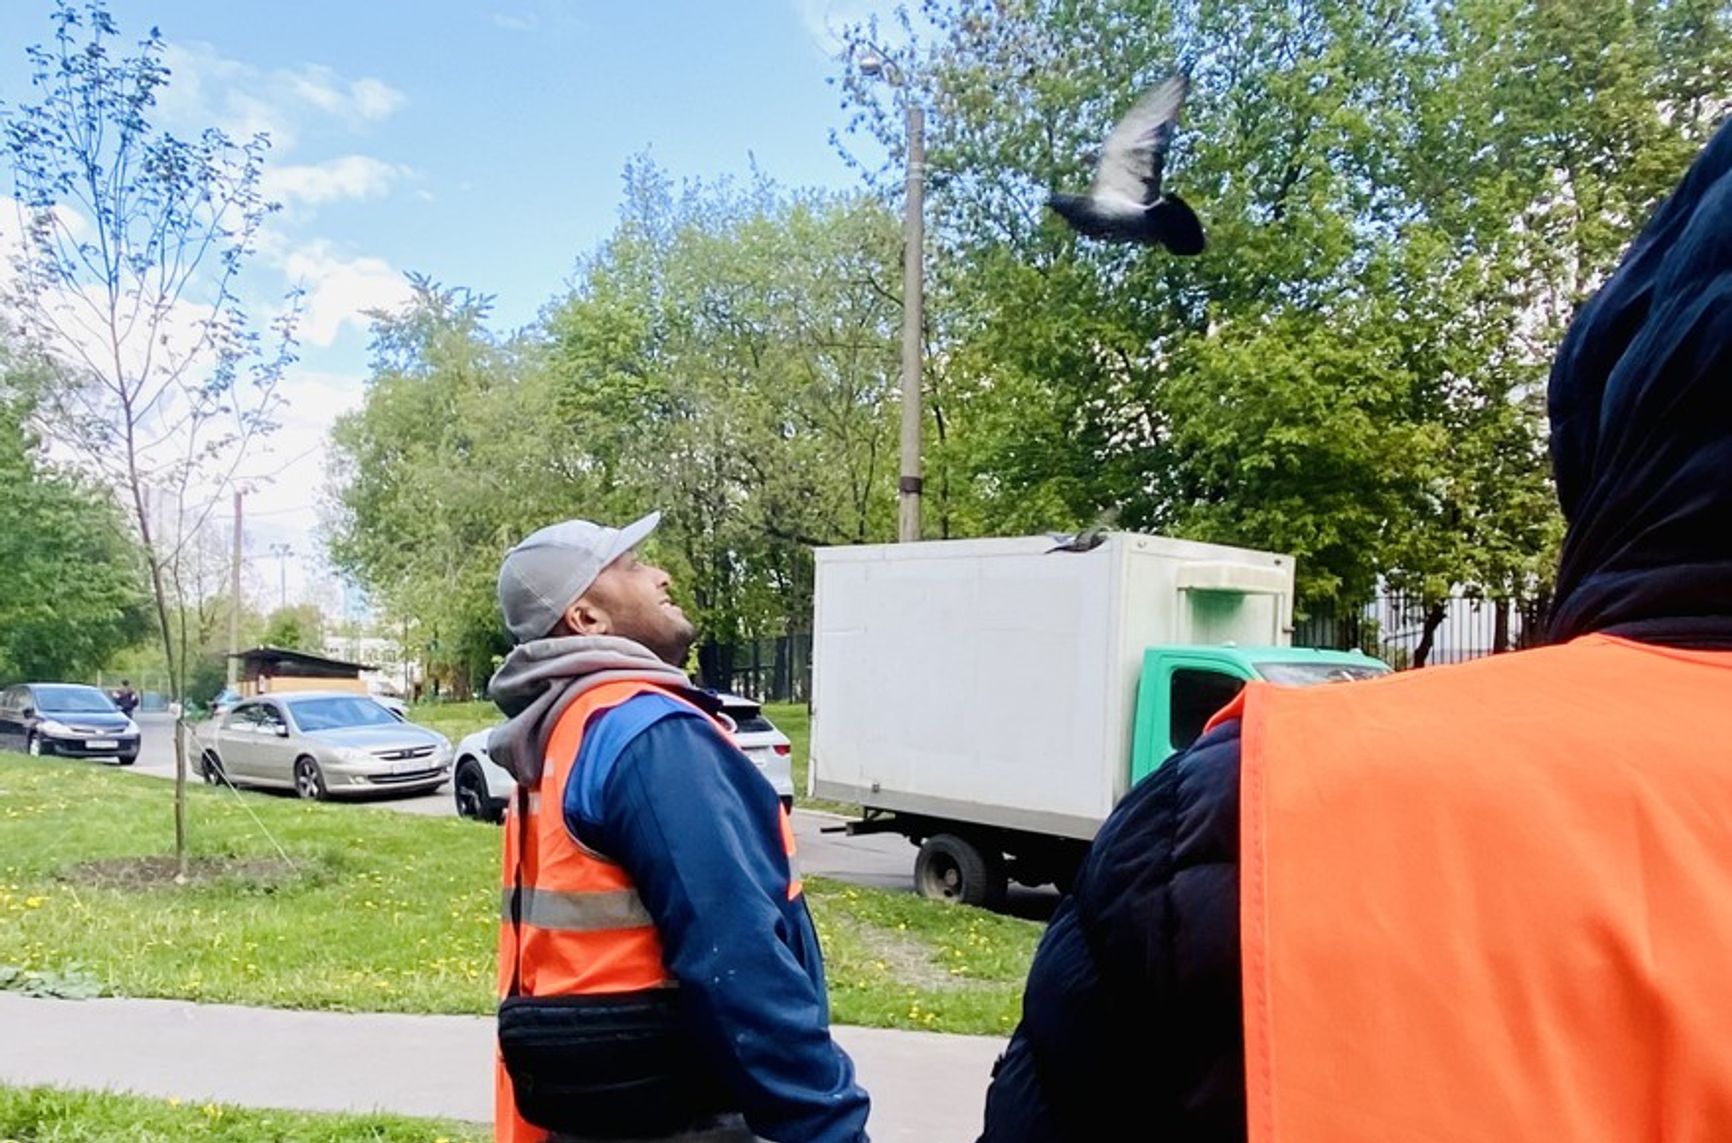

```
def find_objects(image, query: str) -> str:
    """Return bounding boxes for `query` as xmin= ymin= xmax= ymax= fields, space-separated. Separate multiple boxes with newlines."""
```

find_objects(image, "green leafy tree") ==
xmin=259 ymin=604 xmax=325 ymax=653
xmin=834 ymin=0 xmax=1728 ymax=657
xmin=327 ymin=277 xmax=556 ymax=697
xmin=0 ymin=356 xmax=147 ymax=680
xmin=543 ymin=163 xmax=904 ymax=682
xmin=329 ymin=168 xmax=904 ymax=693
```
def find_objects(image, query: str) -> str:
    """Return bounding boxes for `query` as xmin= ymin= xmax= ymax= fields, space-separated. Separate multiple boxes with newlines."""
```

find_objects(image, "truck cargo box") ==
xmin=810 ymin=533 xmax=1295 ymax=838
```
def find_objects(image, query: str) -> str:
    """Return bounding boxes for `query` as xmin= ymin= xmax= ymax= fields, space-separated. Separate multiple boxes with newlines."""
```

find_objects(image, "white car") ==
xmin=453 ymin=693 xmax=796 ymax=823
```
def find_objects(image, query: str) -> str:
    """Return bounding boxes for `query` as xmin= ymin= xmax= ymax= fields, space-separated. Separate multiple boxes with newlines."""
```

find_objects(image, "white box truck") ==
xmin=809 ymin=532 xmax=1387 ymax=907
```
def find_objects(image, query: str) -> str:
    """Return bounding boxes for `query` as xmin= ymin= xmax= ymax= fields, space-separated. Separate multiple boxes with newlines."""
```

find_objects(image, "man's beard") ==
xmin=642 ymin=617 xmax=697 ymax=669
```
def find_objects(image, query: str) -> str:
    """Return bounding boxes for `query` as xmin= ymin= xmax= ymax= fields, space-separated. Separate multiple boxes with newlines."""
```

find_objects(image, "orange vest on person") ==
xmin=1223 ymin=635 xmax=1732 ymax=1143
xmin=495 ymin=679 xmax=802 ymax=1143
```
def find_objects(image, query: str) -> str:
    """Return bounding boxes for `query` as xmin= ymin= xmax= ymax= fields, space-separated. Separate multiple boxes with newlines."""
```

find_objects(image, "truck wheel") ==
xmin=916 ymin=834 xmax=1007 ymax=910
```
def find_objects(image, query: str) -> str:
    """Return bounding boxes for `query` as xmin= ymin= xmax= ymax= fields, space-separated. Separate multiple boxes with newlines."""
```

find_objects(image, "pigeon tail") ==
xmin=1150 ymin=194 xmax=1205 ymax=255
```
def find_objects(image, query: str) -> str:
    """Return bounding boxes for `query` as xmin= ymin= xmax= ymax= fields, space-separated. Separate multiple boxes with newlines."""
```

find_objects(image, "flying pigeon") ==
xmin=1048 ymin=73 xmax=1205 ymax=254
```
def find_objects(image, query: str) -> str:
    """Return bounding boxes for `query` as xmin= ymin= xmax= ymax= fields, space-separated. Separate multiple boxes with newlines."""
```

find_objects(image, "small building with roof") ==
xmin=229 ymin=646 xmax=375 ymax=697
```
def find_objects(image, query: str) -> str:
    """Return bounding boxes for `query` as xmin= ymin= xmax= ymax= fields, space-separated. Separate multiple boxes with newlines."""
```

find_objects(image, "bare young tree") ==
xmin=3 ymin=0 xmax=299 ymax=878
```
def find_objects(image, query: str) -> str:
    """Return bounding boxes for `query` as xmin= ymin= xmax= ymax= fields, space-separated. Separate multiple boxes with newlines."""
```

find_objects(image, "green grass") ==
xmin=0 ymin=756 xmax=497 ymax=1015
xmin=808 ymin=877 xmax=1040 ymax=1034
xmin=0 ymin=1085 xmax=485 ymax=1141
xmin=410 ymin=700 xmax=861 ymax=816
xmin=0 ymin=754 xmax=1037 ymax=1035
xmin=405 ymin=701 xmax=496 ymax=745
xmin=760 ymin=702 xmax=859 ymax=817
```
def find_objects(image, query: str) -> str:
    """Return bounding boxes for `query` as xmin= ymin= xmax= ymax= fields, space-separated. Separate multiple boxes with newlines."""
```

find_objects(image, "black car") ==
xmin=0 ymin=683 xmax=141 ymax=764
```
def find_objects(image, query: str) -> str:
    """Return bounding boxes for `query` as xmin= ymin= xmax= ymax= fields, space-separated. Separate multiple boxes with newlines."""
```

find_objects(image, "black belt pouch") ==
xmin=498 ymin=990 xmax=726 ymax=1139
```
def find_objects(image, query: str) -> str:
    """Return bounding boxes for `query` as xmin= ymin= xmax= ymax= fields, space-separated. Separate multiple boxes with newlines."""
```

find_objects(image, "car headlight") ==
xmin=334 ymin=746 xmax=378 ymax=765
xmin=37 ymin=719 xmax=71 ymax=736
xmin=123 ymin=719 xmax=140 ymax=736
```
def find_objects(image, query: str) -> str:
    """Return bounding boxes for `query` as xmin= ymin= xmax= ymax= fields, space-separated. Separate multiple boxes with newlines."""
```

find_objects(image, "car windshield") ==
xmin=34 ymin=685 xmax=118 ymax=713
xmin=1256 ymin=661 xmax=1390 ymax=686
xmin=287 ymin=696 xmax=401 ymax=732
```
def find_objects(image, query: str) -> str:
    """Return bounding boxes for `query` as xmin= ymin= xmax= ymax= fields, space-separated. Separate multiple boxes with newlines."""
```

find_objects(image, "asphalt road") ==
xmin=132 ymin=713 xmax=1058 ymax=917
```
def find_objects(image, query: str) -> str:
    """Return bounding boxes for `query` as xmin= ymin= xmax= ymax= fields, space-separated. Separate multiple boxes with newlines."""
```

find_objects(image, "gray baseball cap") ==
xmin=496 ymin=511 xmax=661 ymax=643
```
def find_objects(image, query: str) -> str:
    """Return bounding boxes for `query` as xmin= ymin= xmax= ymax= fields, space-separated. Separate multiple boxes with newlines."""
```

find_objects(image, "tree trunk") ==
xmin=141 ymin=547 xmax=188 ymax=882
xmin=1492 ymin=598 xmax=1511 ymax=654
xmin=1411 ymin=599 xmax=1450 ymax=669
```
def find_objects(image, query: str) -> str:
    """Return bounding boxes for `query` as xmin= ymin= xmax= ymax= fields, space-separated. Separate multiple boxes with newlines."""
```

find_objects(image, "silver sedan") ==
xmin=194 ymin=691 xmax=451 ymax=800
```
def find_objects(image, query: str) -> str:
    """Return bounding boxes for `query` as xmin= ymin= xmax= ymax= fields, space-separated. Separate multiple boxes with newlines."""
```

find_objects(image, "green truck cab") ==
xmin=1131 ymin=646 xmax=1392 ymax=784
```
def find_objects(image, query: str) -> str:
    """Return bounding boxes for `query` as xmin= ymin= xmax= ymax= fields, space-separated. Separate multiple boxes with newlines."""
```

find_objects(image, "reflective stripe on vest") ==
xmin=1237 ymin=635 xmax=1732 ymax=1143
xmin=499 ymin=885 xmax=654 ymax=932
xmin=779 ymin=806 xmax=803 ymax=900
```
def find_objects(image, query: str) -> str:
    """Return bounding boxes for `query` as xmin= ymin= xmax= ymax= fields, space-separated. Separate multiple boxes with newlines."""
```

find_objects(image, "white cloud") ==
xmin=286 ymin=68 xmax=405 ymax=123
xmin=276 ymin=240 xmax=413 ymax=347
xmin=351 ymin=78 xmax=407 ymax=121
xmin=492 ymin=12 xmax=538 ymax=32
xmin=157 ymin=42 xmax=408 ymax=153
xmin=233 ymin=368 xmax=370 ymax=608
xmin=262 ymin=156 xmax=411 ymax=207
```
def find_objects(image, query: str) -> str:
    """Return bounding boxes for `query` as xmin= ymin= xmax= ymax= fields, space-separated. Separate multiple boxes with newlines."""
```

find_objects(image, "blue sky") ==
xmin=0 ymin=0 xmax=894 ymax=612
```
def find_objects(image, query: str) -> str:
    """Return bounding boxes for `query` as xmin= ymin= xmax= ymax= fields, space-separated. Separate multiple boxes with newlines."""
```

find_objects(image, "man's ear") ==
xmin=563 ymin=594 xmax=611 ymax=637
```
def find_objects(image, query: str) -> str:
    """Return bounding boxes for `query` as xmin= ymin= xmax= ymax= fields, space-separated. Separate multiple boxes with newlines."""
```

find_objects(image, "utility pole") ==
xmin=858 ymin=47 xmax=926 ymax=542
xmin=898 ymin=101 xmax=926 ymax=542
xmin=228 ymin=492 xmax=243 ymax=684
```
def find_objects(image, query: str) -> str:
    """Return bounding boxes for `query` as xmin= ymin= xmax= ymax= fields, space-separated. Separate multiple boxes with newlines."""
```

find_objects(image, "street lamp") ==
xmin=268 ymin=542 xmax=294 ymax=610
xmin=859 ymin=47 xmax=926 ymax=543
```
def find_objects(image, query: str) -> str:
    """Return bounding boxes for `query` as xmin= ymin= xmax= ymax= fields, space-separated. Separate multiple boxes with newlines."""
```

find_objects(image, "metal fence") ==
xmin=1295 ymin=593 xmax=1542 ymax=669
xmin=701 ymin=634 xmax=814 ymax=704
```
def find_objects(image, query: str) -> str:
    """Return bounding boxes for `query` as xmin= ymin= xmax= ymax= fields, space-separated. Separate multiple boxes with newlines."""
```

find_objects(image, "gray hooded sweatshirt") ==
xmin=485 ymin=634 xmax=708 ymax=786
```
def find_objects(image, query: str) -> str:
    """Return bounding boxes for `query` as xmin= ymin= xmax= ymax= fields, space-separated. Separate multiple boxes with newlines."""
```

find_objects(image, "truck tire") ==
xmin=916 ymin=833 xmax=1007 ymax=910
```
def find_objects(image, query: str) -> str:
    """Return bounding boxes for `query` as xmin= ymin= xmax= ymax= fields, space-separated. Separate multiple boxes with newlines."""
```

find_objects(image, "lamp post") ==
xmin=268 ymin=542 xmax=293 ymax=610
xmin=859 ymin=48 xmax=925 ymax=542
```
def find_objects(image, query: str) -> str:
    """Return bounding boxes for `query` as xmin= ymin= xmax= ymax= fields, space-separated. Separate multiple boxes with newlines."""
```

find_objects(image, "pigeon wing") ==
xmin=1088 ymin=74 xmax=1188 ymax=212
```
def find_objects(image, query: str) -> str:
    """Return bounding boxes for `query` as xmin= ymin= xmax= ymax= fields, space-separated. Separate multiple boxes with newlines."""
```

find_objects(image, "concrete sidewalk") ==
xmin=0 ymin=993 xmax=1002 ymax=1141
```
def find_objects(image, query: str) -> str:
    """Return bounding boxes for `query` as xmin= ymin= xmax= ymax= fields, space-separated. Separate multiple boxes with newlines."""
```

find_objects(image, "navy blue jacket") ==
xmin=562 ymin=692 xmax=869 ymax=1143
xmin=980 ymin=118 xmax=1732 ymax=1142
xmin=980 ymin=719 xmax=1246 ymax=1141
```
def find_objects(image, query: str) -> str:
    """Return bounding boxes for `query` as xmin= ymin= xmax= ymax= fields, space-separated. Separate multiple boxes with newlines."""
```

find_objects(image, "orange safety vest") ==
xmin=1227 ymin=634 xmax=1732 ymax=1142
xmin=495 ymin=679 xmax=802 ymax=1143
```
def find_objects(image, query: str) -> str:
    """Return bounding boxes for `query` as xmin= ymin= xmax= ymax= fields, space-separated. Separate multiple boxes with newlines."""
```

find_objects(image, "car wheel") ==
xmin=915 ymin=833 xmax=1008 ymax=910
xmin=293 ymin=756 xmax=328 ymax=801
xmin=26 ymin=733 xmax=47 ymax=757
xmin=115 ymin=752 xmax=137 ymax=766
xmin=453 ymin=759 xmax=492 ymax=821
xmin=201 ymin=751 xmax=226 ymax=787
